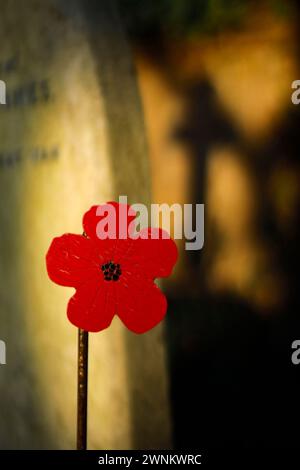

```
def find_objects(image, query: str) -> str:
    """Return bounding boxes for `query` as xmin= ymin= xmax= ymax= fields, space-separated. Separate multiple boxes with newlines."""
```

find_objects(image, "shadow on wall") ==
xmin=165 ymin=36 xmax=300 ymax=449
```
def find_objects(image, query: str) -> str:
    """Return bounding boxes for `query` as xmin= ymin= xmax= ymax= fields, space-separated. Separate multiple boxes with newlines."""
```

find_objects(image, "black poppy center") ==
xmin=101 ymin=261 xmax=122 ymax=281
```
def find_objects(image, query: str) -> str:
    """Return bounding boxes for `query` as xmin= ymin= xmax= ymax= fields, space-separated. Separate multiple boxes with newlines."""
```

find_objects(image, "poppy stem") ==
xmin=77 ymin=328 xmax=89 ymax=450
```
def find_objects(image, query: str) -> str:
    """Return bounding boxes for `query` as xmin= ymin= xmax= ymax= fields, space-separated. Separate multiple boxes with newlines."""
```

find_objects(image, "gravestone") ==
xmin=0 ymin=0 xmax=171 ymax=449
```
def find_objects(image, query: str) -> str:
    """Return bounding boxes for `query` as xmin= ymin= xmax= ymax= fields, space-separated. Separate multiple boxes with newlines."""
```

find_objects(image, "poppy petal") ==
xmin=82 ymin=202 xmax=136 ymax=243
xmin=121 ymin=228 xmax=178 ymax=279
xmin=116 ymin=276 xmax=167 ymax=334
xmin=46 ymin=234 xmax=99 ymax=287
xmin=67 ymin=277 xmax=115 ymax=332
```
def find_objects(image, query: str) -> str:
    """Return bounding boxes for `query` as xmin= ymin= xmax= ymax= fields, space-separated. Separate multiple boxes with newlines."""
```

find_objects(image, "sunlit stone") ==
xmin=0 ymin=0 xmax=170 ymax=450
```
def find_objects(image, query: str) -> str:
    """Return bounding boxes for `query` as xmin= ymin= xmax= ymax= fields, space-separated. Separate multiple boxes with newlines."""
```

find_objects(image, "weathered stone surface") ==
xmin=0 ymin=0 xmax=171 ymax=449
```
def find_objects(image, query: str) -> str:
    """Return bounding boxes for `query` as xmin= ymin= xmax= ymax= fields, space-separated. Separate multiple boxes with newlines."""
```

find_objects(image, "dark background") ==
xmin=119 ymin=0 xmax=300 ymax=449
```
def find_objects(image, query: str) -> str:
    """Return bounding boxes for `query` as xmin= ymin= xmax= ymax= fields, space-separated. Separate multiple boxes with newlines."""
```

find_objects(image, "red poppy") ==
xmin=46 ymin=202 xmax=178 ymax=334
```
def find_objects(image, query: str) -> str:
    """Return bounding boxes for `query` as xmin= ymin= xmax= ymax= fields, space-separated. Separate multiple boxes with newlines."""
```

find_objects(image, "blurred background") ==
xmin=0 ymin=0 xmax=300 ymax=449
xmin=122 ymin=0 xmax=300 ymax=449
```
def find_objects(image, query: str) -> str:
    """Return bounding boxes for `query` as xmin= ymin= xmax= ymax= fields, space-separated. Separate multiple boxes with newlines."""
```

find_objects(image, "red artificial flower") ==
xmin=46 ymin=202 xmax=178 ymax=334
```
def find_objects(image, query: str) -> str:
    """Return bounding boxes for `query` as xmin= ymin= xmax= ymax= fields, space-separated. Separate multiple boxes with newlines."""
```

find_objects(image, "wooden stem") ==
xmin=77 ymin=328 xmax=89 ymax=450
